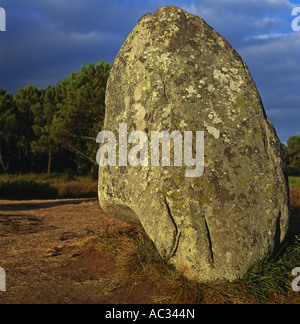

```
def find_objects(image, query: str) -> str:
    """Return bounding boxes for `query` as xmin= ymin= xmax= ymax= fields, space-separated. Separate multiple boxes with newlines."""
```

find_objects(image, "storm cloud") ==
xmin=0 ymin=0 xmax=299 ymax=141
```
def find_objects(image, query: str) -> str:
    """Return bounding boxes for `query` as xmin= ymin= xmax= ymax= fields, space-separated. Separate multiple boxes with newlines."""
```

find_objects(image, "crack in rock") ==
xmin=164 ymin=197 xmax=181 ymax=259
xmin=204 ymin=217 xmax=215 ymax=265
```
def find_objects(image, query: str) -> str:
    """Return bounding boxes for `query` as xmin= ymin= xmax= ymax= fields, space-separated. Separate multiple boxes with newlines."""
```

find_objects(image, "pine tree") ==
xmin=286 ymin=136 xmax=300 ymax=176
xmin=52 ymin=61 xmax=111 ymax=174
xmin=14 ymin=85 xmax=42 ymax=172
xmin=31 ymin=85 xmax=59 ymax=175
xmin=0 ymin=89 xmax=17 ymax=173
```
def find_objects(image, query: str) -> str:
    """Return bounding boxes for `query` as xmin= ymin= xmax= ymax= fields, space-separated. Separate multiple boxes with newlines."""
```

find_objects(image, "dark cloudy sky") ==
xmin=0 ymin=0 xmax=299 ymax=142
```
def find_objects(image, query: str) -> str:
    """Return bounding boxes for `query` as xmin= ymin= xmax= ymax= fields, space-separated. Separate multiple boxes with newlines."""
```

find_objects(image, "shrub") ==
xmin=0 ymin=180 xmax=58 ymax=200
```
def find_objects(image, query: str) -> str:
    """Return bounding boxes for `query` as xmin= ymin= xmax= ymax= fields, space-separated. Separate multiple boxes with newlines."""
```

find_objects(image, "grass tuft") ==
xmin=91 ymin=227 xmax=300 ymax=304
xmin=91 ymin=226 xmax=300 ymax=304
xmin=241 ymin=239 xmax=300 ymax=301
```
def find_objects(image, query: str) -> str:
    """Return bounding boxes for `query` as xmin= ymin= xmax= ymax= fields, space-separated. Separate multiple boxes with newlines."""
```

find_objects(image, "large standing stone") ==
xmin=98 ymin=6 xmax=290 ymax=282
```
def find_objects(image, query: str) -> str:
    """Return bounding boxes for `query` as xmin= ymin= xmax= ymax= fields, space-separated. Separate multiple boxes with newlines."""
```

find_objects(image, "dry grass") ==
xmin=290 ymin=177 xmax=300 ymax=211
xmin=54 ymin=180 xmax=97 ymax=199
xmin=93 ymin=226 xmax=205 ymax=303
xmin=92 ymin=226 xmax=300 ymax=304
xmin=0 ymin=174 xmax=98 ymax=200
xmin=290 ymin=187 xmax=300 ymax=210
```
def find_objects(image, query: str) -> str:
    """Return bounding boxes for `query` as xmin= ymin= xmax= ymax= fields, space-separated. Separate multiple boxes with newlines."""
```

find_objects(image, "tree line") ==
xmin=283 ymin=137 xmax=300 ymax=177
xmin=0 ymin=61 xmax=111 ymax=177
xmin=0 ymin=60 xmax=299 ymax=177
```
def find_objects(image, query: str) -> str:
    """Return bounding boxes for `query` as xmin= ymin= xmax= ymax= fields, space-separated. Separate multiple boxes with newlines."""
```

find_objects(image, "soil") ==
xmin=0 ymin=199 xmax=299 ymax=304
xmin=0 ymin=198 xmax=159 ymax=304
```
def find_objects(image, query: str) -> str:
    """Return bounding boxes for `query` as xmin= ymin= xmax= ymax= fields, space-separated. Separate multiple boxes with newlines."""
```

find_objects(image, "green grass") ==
xmin=241 ymin=239 xmax=300 ymax=301
xmin=290 ymin=177 xmax=300 ymax=189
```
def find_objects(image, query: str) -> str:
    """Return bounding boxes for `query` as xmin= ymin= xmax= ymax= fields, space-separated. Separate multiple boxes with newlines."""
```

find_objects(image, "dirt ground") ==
xmin=0 ymin=198 xmax=160 ymax=304
xmin=0 ymin=198 xmax=299 ymax=304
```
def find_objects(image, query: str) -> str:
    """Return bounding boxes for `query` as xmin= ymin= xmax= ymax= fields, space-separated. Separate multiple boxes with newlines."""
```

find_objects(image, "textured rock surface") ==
xmin=98 ymin=6 xmax=290 ymax=282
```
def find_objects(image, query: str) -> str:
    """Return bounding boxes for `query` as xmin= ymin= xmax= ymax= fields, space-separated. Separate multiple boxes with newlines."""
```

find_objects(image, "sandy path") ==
xmin=0 ymin=199 xmax=125 ymax=304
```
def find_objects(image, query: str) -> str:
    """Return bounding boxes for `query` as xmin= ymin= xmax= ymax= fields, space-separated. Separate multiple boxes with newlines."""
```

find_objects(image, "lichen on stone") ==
xmin=99 ymin=6 xmax=290 ymax=283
